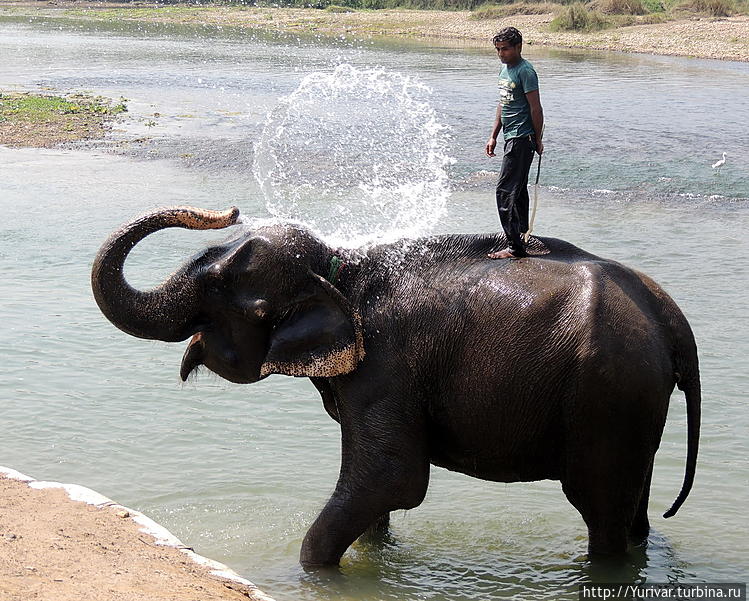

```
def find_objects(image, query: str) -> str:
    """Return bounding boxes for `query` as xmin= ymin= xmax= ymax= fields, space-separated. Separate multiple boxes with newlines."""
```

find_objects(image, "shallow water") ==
xmin=1 ymin=15 xmax=748 ymax=601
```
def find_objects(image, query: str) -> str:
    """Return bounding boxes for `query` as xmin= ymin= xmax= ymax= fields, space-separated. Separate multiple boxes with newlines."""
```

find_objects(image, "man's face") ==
xmin=494 ymin=40 xmax=521 ymax=66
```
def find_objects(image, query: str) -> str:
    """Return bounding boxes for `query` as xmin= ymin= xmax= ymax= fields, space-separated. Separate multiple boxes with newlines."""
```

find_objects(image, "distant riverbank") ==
xmin=1 ymin=0 xmax=748 ymax=61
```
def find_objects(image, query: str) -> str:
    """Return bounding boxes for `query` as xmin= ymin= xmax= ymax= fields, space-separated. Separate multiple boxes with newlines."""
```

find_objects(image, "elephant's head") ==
xmin=91 ymin=206 xmax=364 ymax=384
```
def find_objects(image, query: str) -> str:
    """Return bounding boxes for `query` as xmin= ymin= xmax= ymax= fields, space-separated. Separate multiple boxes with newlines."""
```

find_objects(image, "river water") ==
xmin=1 ymin=14 xmax=747 ymax=601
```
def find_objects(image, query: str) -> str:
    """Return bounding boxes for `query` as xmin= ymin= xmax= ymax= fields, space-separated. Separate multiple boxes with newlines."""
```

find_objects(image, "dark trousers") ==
xmin=496 ymin=135 xmax=536 ymax=255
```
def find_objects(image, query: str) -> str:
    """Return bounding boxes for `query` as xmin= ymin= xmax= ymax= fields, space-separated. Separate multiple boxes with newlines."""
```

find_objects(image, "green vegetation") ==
xmin=590 ymin=0 xmax=646 ymax=14
xmin=0 ymin=93 xmax=126 ymax=122
xmin=640 ymin=0 xmax=666 ymax=12
xmin=636 ymin=10 xmax=669 ymax=20
xmin=471 ymin=0 xmax=743 ymax=32
xmin=0 ymin=92 xmax=127 ymax=148
xmin=545 ymin=0 xmax=738 ymax=33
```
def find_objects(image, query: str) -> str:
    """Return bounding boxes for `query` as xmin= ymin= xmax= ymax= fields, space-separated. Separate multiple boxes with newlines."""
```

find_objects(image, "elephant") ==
xmin=91 ymin=205 xmax=700 ymax=568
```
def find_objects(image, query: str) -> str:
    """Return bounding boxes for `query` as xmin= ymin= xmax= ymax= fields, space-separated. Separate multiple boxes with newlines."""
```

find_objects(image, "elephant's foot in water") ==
xmin=628 ymin=513 xmax=650 ymax=547
xmin=358 ymin=512 xmax=391 ymax=544
xmin=300 ymin=494 xmax=391 ymax=569
xmin=300 ymin=458 xmax=427 ymax=568
xmin=586 ymin=513 xmax=652 ymax=558
xmin=627 ymin=464 xmax=653 ymax=546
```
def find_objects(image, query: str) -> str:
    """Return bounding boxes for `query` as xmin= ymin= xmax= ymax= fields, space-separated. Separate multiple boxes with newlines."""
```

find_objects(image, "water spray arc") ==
xmin=253 ymin=64 xmax=453 ymax=249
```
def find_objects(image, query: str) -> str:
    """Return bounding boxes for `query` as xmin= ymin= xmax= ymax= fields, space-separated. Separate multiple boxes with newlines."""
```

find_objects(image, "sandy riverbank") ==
xmin=1 ymin=0 xmax=748 ymax=61
xmin=0 ymin=470 xmax=274 ymax=601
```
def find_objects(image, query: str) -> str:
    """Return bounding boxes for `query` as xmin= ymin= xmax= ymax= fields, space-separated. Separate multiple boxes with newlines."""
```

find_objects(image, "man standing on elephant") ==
xmin=486 ymin=27 xmax=544 ymax=260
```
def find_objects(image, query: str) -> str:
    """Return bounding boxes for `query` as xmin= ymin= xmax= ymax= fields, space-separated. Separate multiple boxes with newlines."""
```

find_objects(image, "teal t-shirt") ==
xmin=498 ymin=58 xmax=539 ymax=140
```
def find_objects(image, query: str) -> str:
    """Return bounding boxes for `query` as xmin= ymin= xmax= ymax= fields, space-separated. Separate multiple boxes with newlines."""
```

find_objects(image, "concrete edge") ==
xmin=0 ymin=466 xmax=276 ymax=601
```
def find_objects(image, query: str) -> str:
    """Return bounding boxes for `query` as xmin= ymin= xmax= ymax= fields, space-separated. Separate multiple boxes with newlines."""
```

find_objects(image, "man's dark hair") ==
xmin=492 ymin=27 xmax=523 ymax=47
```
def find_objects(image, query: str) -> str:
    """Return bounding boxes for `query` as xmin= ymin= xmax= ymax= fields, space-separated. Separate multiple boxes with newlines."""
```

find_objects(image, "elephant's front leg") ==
xmin=300 ymin=406 xmax=429 ymax=567
xmin=300 ymin=490 xmax=388 ymax=567
xmin=360 ymin=512 xmax=391 ymax=541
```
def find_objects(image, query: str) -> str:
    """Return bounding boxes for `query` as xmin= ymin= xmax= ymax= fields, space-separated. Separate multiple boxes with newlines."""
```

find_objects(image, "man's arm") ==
xmin=485 ymin=103 xmax=503 ymax=157
xmin=526 ymin=89 xmax=544 ymax=155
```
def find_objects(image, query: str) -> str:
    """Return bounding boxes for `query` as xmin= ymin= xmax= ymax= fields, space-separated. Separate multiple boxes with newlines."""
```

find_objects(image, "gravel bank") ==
xmin=1 ymin=1 xmax=747 ymax=61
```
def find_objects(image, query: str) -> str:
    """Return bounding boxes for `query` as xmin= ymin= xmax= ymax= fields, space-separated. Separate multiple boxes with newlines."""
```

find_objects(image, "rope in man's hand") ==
xmin=523 ymin=146 xmax=543 ymax=244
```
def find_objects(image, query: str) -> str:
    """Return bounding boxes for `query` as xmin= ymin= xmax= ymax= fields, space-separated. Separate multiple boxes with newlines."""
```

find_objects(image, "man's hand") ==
xmin=536 ymin=139 xmax=544 ymax=155
xmin=486 ymin=137 xmax=497 ymax=157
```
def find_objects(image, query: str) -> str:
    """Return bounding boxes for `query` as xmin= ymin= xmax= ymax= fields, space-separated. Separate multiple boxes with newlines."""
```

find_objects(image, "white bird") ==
xmin=712 ymin=152 xmax=727 ymax=173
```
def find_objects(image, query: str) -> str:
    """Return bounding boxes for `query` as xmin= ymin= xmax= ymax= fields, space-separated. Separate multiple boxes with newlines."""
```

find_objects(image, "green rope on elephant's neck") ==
xmin=327 ymin=256 xmax=345 ymax=286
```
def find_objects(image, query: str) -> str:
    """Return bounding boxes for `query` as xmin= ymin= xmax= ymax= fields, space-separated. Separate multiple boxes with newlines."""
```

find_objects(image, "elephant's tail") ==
xmin=663 ymin=371 xmax=701 ymax=519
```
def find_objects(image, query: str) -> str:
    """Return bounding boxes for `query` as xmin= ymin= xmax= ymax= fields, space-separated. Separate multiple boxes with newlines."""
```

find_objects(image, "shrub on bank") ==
xmin=471 ymin=2 xmax=559 ymax=17
xmin=549 ymin=2 xmax=610 ymax=30
xmin=672 ymin=0 xmax=734 ymax=15
xmin=640 ymin=0 xmax=667 ymax=11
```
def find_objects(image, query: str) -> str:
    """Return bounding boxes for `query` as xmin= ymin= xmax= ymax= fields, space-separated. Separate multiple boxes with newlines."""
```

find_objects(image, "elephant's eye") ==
xmin=203 ymin=265 xmax=223 ymax=296
xmin=203 ymin=277 xmax=222 ymax=297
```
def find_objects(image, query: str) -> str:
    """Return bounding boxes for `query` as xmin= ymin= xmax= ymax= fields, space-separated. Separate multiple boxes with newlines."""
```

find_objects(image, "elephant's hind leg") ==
xmin=562 ymin=446 xmax=656 ymax=557
xmin=562 ymin=477 xmax=633 ymax=557
xmin=628 ymin=461 xmax=653 ymax=545
xmin=561 ymin=401 xmax=657 ymax=556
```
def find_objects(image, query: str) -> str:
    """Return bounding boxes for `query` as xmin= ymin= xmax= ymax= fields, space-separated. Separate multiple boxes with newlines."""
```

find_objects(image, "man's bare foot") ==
xmin=488 ymin=248 xmax=526 ymax=259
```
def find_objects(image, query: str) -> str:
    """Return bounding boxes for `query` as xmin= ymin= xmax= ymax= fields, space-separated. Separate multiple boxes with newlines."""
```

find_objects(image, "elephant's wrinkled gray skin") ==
xmin=91 ymin=206 xmax=701 ymax=569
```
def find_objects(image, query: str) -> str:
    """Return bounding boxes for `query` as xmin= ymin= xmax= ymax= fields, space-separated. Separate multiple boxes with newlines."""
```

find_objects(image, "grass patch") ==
xmin=471 ymin=2 xmax=559 ymax=18
xmin=638 ymin=10 xmax=670 ymax=20
xmin=590 ymin=0 xmax=646 ymax=14
xmin=549 ymin=1 xmax=610 ymax=30
xmin=0 ymin=92 xmax=127 ymax=148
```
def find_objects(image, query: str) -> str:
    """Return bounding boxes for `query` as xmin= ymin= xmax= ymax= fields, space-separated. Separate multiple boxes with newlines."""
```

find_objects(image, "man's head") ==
xmin=492 ymin=27 xmax=523 ymax=66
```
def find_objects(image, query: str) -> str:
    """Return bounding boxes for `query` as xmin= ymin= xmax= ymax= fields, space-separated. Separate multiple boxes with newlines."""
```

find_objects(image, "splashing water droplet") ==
xmin=253 ymin=64 xmax=453 ymax=249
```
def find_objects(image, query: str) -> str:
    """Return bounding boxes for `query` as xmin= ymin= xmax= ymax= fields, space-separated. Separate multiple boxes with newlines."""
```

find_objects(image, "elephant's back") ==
xmin=419 ymin=249 xmax=679 ymax=482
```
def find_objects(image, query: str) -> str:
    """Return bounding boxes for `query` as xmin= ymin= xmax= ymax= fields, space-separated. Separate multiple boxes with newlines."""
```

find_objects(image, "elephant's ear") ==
xmin=260 ymin=273 xmax=365 ymax=378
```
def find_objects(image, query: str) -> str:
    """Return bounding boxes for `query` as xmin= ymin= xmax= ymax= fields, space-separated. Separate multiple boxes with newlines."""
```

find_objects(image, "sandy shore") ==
xmin=1 ymin=1 xmax=747 ymax=61
xmin=0 ymin=469 xmax=275 ymax=601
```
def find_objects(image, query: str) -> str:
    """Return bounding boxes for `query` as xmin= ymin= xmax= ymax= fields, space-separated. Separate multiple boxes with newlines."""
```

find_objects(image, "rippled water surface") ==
xmin=1 ymin=15 xmax=748 ymax=601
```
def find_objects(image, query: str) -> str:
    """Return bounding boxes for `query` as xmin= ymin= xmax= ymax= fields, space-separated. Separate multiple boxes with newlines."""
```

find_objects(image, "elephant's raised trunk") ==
xmin=91 ymin=206 xmax=240 ymax=342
